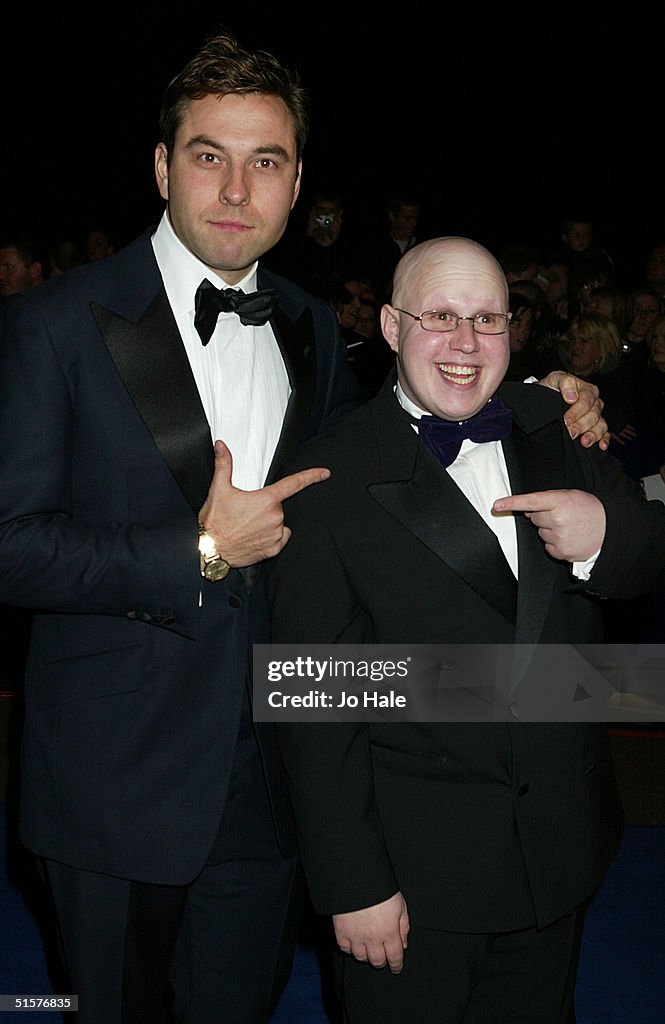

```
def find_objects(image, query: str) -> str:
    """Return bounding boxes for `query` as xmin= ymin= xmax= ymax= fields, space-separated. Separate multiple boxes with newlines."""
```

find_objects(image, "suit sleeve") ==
xmin=0 ymin=295 xmax=201 ymax=634
xmin=311 ymin=302 xmax=364 ymax=435
xmin=572 ymin=438 xmax=665 ymax=600
xmin=268 ymin=480 xmax=399 ymax=915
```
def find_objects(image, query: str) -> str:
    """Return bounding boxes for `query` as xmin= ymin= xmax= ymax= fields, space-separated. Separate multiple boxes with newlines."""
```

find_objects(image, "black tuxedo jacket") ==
xmin=0 ymin=227 xmax=361 ymax=884
xmin=269 ymin=372 xmax=665 ymax=932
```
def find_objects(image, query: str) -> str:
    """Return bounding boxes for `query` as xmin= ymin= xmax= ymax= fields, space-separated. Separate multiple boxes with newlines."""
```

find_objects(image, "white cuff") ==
xmin=572 ymin=548 xmax=601 ymax=581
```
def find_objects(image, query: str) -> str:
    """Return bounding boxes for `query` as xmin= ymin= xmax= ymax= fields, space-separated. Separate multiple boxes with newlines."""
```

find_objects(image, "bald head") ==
xmin=391 ymin=237 xmax=509 ymax=311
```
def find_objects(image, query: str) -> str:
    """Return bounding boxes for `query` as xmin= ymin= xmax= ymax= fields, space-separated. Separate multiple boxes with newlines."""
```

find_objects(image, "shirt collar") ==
xmin=151 ymin=210 xmax=259 ymax=320
xmin=395 ymin=378 xmax=505 ymax=427
xmin=394 ymin=379 xmax=429 ymax=420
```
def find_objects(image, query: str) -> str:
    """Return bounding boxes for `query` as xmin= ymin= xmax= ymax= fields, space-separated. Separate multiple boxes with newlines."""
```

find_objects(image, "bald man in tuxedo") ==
xmin=268 ymin=237 xmax=665 ymax=1023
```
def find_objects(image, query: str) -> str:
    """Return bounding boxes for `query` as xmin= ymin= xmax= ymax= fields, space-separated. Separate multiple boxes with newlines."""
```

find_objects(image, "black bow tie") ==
xmin=418 ymin=397 xmax=512 ymax=468
xmin=194 ymin=279 xmax=279 ymax=345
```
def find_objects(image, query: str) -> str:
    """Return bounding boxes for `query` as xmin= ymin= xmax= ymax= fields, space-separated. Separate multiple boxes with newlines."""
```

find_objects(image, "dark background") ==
xmin=2 ymin=6 xmax=662 ymax=281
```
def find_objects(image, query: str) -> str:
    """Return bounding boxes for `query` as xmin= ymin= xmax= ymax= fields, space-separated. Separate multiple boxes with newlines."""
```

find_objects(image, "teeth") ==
xmin=437 ymin=364 xmax=477 ymax=383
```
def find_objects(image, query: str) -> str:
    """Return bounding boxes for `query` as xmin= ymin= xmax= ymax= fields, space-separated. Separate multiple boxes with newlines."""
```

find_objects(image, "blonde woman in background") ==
xmin=541 ymin=312 xmax=635 ymax=434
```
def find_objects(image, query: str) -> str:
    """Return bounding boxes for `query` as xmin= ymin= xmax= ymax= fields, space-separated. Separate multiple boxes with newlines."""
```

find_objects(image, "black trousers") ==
xmin=336 ymin=909 xmax=585 ymax=1024
xmin=42 ymin=711 xmax=297 ymax=1024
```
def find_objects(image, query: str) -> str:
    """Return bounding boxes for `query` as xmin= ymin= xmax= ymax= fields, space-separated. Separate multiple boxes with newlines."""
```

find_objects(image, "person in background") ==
xmin=547 ymin=214 xmax=614 ymax=279
xmin=0 ymin=234 xmax=44 ymax=299
xmin=608 ymin=290 xmax=664 ymax=479
xmin=85 ymin=224 xmax=118 ymax=261
xmin=542 ymin=258 xmax=570 ymax=322
xmin=359 ymin=191 xmax=422 ymax=302
xmin=386 ymin=194 xmax=421 ymax=254
xmin=504 ymin=290 xmax=537 ymax=380
xmin=342 ymin=295 xmax=394 ymax=397
xmin=584 ymin=283 xmax=634 ymax=340
xmin=349 ymin=297 xmax=379 ymax=342
xmin=540 ymin=312 xmax=635 ymax=435
xmin=0 ymin=31 xmax=362 ymax=1024
xmin=621 ymin=287 xmax=662 ymax=366
xmin=305 ymin=189 xmax=346 ymax=249
xmin=328 ymin=272 xmax=379 ymax=332
xmin=607 ymin=313 xmax=665 ymax=642
xmin=566 ymin=259 xmax=615 ymax=320
xmin=610 ymin=313 xmax=665 ymax=483
xmin=264 ymin=185 xmax=353 ymax=299
xmin=329 ymin=278 xmax=363 ymax=332
xmin=642 ymin=239 xmax=665 ymax=303
xmin=48 ymin=234 xmax=85 ymax=277
xmin=498 ymin=240 xmax=546 ymax=289
xmin=268 ymin=236 xmax=665 ymax=1024
xmin=509 ymin=276 xmax=567 ymax=358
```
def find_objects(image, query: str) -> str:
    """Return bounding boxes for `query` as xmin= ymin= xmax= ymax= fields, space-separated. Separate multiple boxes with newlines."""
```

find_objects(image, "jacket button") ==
xmin=229 ymin=595 xmax=242 ymax=608
xmin=517 ymin=783 xmax=530 ymax=796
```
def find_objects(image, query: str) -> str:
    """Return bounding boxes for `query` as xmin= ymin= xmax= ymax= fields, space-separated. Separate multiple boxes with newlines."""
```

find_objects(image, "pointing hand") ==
xmin=198 ymin=440 xmax=330 ymax=567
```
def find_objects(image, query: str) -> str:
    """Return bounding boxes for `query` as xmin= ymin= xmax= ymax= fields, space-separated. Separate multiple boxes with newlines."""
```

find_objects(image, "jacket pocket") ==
xmin=34 ymin=638 xmax=148 ymax=707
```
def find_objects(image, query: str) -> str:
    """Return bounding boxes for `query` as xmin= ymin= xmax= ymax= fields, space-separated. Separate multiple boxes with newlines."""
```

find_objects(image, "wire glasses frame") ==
xmin=394 ymin=308 xmax=511 ymax=335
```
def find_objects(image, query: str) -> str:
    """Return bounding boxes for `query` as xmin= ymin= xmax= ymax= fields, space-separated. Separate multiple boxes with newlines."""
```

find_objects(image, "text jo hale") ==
xmin=268 ymin=690 xmax=407 ymax=708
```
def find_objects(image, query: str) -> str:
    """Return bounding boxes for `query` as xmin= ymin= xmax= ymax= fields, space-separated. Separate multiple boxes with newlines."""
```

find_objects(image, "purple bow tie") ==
xmin=194 ymin=279 xmax=279 ymax=345
xmin=418 ymin=397 xmax=512 ymax=468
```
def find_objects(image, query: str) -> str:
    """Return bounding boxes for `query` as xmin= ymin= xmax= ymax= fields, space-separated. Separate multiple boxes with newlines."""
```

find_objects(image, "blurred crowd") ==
xmin=4 ymin=194 xmax=665 ymax=493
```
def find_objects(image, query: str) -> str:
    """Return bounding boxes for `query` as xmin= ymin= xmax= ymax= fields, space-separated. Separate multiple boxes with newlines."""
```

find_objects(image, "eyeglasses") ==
xmin=393 ymin=308 xmax=511 ymax=335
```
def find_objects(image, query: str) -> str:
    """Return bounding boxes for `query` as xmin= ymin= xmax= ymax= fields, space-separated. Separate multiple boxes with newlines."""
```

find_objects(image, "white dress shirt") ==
xmin=152 ymin=212 xmax=290 ymax=491
xmin=396 ymin=382 xmax=519 ymax=577
xmin=395 ymin=382 xmax=597 ymax=581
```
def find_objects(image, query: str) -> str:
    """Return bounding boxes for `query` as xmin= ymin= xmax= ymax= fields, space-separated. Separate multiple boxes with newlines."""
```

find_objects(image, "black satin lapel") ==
xmin=369 ymin=444 xmax=517 ymax=622
xmin=264 ymin=305 xmax=317 ymax=484
xmin=92 ymin=291 xmax=213 ymax=512
xmin=502 ymin=424 xmax=564 ymax=642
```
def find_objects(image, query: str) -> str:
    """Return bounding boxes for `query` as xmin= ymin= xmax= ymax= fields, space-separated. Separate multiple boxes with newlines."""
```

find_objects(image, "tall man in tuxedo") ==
xmin=268 ymin=237 xmax=665 ymax=1023
xmin=0 ymin=32 xmax=365 ymax=1024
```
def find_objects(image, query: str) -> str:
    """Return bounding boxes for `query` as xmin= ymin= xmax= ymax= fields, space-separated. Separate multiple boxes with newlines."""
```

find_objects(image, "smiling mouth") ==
xmin=437 ymin=363 xmax=478 ymax=385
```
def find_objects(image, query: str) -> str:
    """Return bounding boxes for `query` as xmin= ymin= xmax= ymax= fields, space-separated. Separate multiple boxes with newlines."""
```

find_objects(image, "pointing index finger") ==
xmin=269 ymin=467 xmax=331 ymax=502
xmin=493 ymin=491 xmax=559 ymax=515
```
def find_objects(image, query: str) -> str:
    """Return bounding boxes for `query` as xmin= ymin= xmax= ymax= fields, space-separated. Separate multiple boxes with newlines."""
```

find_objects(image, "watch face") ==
xmin=204 ymin=558 xmax=231 ymax=582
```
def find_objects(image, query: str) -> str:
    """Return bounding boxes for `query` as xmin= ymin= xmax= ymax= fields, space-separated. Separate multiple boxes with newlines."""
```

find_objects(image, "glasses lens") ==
xmin=419 ymin=312 xmax=508 ymax=334
xmin=420 ymin=311 xmax=458 ymax=332
xmin=473 ymin=314 xmax=508 ymax=335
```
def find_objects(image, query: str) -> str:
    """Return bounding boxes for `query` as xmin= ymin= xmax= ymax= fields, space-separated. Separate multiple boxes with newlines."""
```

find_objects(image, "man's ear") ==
xmin=155 ymin=143 xmax=169 ymax=200
xmin=381 ymin=305 xmax=401 ymax=353
xmin=290 ymin=160 xmax=303 ymax=210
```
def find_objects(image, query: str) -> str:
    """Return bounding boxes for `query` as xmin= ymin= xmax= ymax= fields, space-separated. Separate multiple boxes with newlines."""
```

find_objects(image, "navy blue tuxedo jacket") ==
xmin=0 ymin=227 xmax=362 ymax=883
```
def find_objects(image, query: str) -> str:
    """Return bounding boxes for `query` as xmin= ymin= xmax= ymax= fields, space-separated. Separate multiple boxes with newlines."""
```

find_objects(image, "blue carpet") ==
xmin=574 ymin=825 xmax=665 ymax=1023
xmin=1 ymin=806 xmax=663 ymax=1023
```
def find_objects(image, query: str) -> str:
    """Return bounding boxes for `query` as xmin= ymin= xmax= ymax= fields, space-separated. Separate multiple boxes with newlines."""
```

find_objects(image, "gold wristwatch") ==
xmin=198 ymin=522 xmax=231 ymax=581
